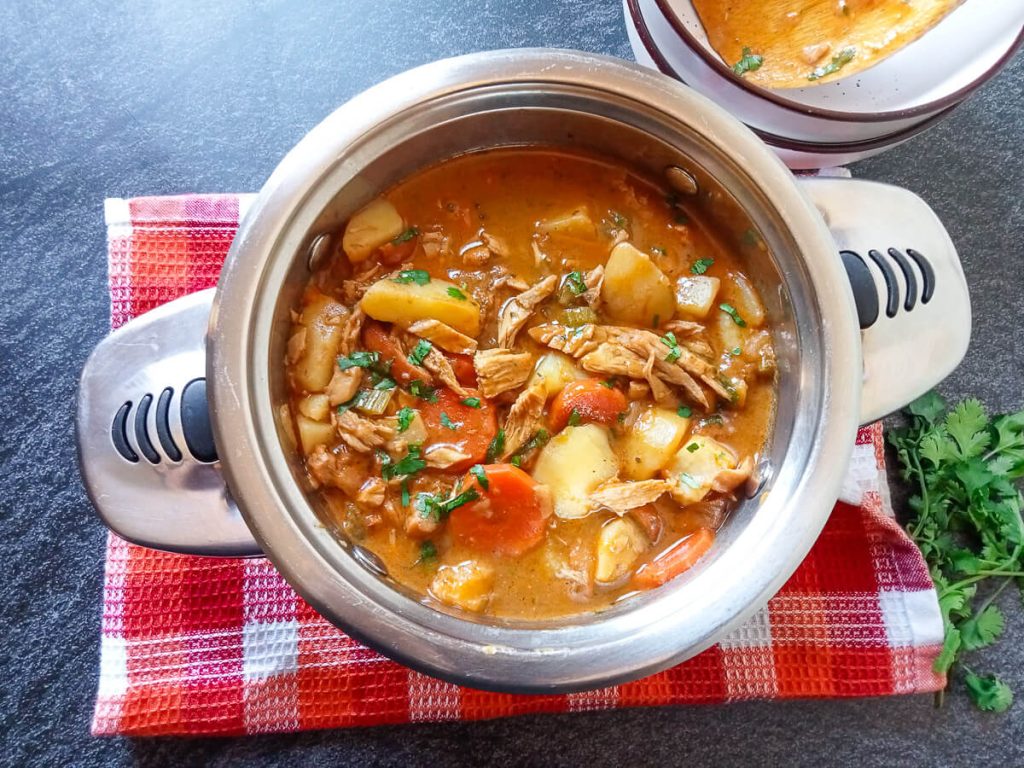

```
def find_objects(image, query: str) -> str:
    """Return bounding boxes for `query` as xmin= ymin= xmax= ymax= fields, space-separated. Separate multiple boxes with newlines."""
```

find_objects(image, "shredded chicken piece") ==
xmin=341 ymin=264 xmax=382 ymax=304
xmin=286 ymin=328 xmax=306 ymax=364
xmin=802 ymin=42 xmax=831 ymax=65
xmin=307 ymin=445 xmax=364 ymax=497
xmin=406 ymin=508 xmax=440 ymax=538
xmin=333 ymin=409 xmax=395 ymax=453
xmin=501 ymin=383 xmax=547 ymax=458
xmin=423 ymin=445 xmax=473 ymax=470
xmin=389 ymin=331 xmax=434 ymax=386
xmin=356 ymin=478 xmax=386 ymax=507
xmin=627 ymin=381 xmax=651 ymax=400
xmin=611 ymin=327 xmax=722 ymax=405
xmin=663 ymin=319 xmax=704 ymax=337
xmin=338 ymin=305 xmax=366 ymax=356
xmin=528 ymin=323 xmax=604 ymax=358
xmin=643 ymin=352 xmax=674 ymax=406
xmin=497 ymin=275 xmax=558 ymax=348
xmin=461 ymin=243 xmax=490 ymax=266
xmin=589 ymin=480 xmax=672 ymax=514
xmin=611 ymin=229 xmax=629 ymax=246
xmin=494 ymin=273 xmax=530 ymax=292
xmin=582 ymin=265 xmax=604 ymax=310
xmin=711 ymin=456 xmax=755 ymax=495
xmin=420 ymin=230 xmax=452 ymax=260
xmin=531 ymin=239 xmax=548 ymax=267
xmin=684 ymin=339 xmax=715 ymax=358
xmin=578 ymin=342 xmax=647 ymax=379
xmin=473 ymin=348 xmax=534 ymax=398
xmin=326 ymin=367 xmax=362 ymax=406
xmin=422 ymin=345 xmax=468 ymax=397
xmin=406 ymin=319 xmax=477 ymax=355
xmin=482 ymin=232 xmax=510 ymax=259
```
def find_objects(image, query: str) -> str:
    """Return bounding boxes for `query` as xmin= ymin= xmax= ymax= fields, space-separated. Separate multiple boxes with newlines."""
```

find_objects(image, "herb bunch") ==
xmin=889 ymin=391 xmax=1024 ymax=712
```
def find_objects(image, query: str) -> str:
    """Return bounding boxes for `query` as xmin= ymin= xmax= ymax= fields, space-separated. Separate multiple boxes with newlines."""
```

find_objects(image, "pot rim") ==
xmin=208 ymin=49 xmax=861 ymax=693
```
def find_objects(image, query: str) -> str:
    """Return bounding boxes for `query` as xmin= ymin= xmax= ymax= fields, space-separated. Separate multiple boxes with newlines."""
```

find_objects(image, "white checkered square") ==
xmin=242 ymin=619 xmax=299 ymax=681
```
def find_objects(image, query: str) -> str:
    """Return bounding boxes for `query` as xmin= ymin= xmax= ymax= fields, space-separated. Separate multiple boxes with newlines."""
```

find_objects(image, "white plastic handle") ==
xmin=798 ymin=177 xmax=972 ymax=425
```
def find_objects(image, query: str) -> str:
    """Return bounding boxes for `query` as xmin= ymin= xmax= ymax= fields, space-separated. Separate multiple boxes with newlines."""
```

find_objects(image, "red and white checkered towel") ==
xmin=92 ymin=194 xmax=945 ymax=737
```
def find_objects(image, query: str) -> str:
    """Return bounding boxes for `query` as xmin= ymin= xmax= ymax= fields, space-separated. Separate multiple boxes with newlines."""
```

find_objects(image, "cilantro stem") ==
xmin=973 ymin=576 xmax=1014 ymax=616
xmin=941 ymin=570 xmax=1024 ymax=597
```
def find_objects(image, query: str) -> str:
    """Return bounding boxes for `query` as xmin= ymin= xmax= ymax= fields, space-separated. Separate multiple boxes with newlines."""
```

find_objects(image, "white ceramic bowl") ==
xmin=625 ymin=0 xmax=1023 ymax=168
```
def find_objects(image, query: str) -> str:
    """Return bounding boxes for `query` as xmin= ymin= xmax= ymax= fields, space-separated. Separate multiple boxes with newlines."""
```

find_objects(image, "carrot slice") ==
xmin=548 ymin=378 xmax=628 ymax=432
xmin=448 ymin=463 xmax=551 ymax=556
xmin=362 ymin=320 xmax=424 ymax=385
xmin=418 ymin=387 xmax=497 ymax=472
xmin=450 ymin=353 xmax=478 ymax=387
xmin=632 ymin=527 xmax=715 ymax=589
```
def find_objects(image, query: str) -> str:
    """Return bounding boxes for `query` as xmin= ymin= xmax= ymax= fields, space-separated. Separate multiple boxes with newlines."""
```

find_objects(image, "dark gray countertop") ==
xmin=1 ymin=1 xmax=1021 ymax=765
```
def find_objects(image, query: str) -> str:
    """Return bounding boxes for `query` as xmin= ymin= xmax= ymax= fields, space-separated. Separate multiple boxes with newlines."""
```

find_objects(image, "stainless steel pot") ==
xmin=77 ymin=49 xmax=970 ymax=693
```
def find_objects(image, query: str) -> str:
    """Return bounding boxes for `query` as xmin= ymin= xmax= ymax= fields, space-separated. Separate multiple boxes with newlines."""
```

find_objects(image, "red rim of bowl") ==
xmin=628 ymin=0 xmax=964 ymax=153
xmin=651 ymin=0 xmax=1024 ymax=124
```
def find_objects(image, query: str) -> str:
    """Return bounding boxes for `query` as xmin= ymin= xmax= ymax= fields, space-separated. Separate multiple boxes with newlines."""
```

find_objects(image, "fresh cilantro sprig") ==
xmin=889 ymin=391 xmax=1024 ymax=712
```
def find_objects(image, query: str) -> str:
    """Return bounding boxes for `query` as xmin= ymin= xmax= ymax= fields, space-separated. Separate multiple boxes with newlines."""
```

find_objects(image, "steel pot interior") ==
xmin=210 ymin=49 xmax=859 ymax=692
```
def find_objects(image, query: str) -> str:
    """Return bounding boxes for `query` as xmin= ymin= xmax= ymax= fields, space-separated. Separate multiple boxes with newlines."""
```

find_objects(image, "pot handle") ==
xmin=76 ymin=288 xmax=263 ymax=557
xmin=797 ymin=177 xmax=971 ymax=425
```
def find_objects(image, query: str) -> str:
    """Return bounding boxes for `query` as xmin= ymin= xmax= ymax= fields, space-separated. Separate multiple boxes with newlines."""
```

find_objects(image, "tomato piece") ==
xmin=632 ymin=528 xmax=714 ymax=589
xmin=418 ymin=387 xmax=497 ymax=472
xmin=450 ymin=353 xmax=477 ymax=387
xmin=548 ymin=378 xmax=628 ymax=432
xmin=448 ymin=464 xmax=551 ymax=556
xmin=362 ymin=320 xmax=424 ymax=385
xmin=375 ymin=235 xmax=417 ymax=266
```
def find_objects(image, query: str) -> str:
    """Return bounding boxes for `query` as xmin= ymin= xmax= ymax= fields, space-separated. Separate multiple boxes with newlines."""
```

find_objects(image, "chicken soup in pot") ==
xmin=283 ymin=148 xmax=775 ymax=619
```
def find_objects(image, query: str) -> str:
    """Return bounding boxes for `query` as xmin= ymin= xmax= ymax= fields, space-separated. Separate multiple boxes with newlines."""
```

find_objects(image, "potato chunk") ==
xmin=663 ymin=435 xmax=738 ymax=505
xmin=617 ymin=405 xmax=691 ymax=480
xmin=537 ymin=208 xmax=597 ymax=239
xmin=297 ymin=393 xmax=330 ymax=421
xmin=342 ymin=198 xmax=405 ymax=263
xmin=296 ymin=414 xmax=335 ymax=456
xmin=528 ymin=352 xmax=586 ymax=399
xmin=429 ymin=561 xmax=495 ymax=612
xmin=595 ymin=517 xmax=648 ymax=584
xmin=675 ymin=276 xmax=720 ymax=319
xmin=360 ymin=276 xmax=481 ymax=337
xmin=727 ymin=272 xmax=766 ymax=328
xmin=531 ymin=424 xmax=618 ymax=519
xmin=601 ymin=242 xmax=676 ymax=326
xmin=293 ymin=292 xmax=348 ymax=392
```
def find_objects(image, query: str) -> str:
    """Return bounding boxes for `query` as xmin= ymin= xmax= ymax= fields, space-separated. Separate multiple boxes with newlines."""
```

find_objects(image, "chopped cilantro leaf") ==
xmin=470 ymin=464 xmax=489 ymax=491
xmin=660 ymin=331 xmax=682 ymax=363
xmin=440 ymin=412 xmax=460 ymax=431
xmin=392 ymin=227 xmax=420 ymax=245
xmin=730 ymin=347 xmax=742 ymax=356
xmin=393 ymin=268 xmax=430 ymax=285
xmin=686 ymin=442 xmax=700 ymax=453
xmin=485 ymin=428 xmax=506 ymax=463
xmin=568 ymin=409 xmax=582 ymax=427
xmin=461 ymin=397 xmax=482 ymax=408
xmin=807 ymin=47 xmax=856 ymax=81
xmin=374 ymin=377 xmax=396 ymax=390
xmin=510 ymin=455 xmax=522 ymax=467
xmin=610 ymin=211 xmax=628 ymax=229
xmin=415 ymin=487 xmax=480 ymax=521
xmin=446 ymin=286 xmax=468 ymax=301
xmin=396 ymin=406 xmax=416 ymax=433
xmin=408 ymin=339 xmax=433 ymax=366
xmin=691 ymin=258 xmax=714 ymax=275
xmin=381 ymin=445 xmax=426 ymax=481
xmin=408 ymin=380 xmax=439 ymax=403
xmin=565 ymin=270 xmax=587 ymax=295
xmin=601 ymin=378 xmax=618 ymax=389
xmin=677 ymin=406 xmax=692 ymax=418
xmin=720 ymin=303 xmax=747 ymax=327
xmin=337 ymin=351 xmax=380 ymax=370
xmin=732 ymin=47 xmax=763 ymax=76
xmin=417 ymin=540 xmax=437 ymax=563
xmin=400 ymin=479 xmax=411 ymax=507
xmin=679 ymin=472 xmax=700 ymax=489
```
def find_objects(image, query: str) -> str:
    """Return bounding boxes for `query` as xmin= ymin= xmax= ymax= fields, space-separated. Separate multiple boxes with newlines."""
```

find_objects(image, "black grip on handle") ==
xmin=840 ymin=250 xmax=880 ymax=330
xmin=181 ymin=378 xmax=218 ymax=463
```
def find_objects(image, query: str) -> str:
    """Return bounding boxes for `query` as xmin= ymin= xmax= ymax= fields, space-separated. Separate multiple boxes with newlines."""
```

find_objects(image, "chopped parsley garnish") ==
xmin=407 ymin=339 xmax=433 ymax=366
xmin=730 ymin=347 xmax=742 ymax=357
xmin=690 ymin=258 xmax=714 ymax=275
xmin=679 ymin=472 xmax=700 ymax=489
xmin=485 ymin=428 xmax=506 ymax=463
xmin=601 ymin=378 xmax=618 ymax=389
xmin=392 ymin=227 xmax=420 ymax=245
xmin=565 ymin=270 xmax=587 ymax=296
xmin=510 ymin=455 xmax=522 ymax=467
xmin=461 ymin=397 xmax=482 ymax=408
xmin=440 ymin=412 xmax=460 ymax=431
xmin=393 ymin=268 xmax=430 ymax=285
xmin=686 ymin=442 xmax=700 ymax=453
xmin=381 ymin=445 xmax=426 ymax=481
xmin=509 ymin=429 xmax=550 ymax=466
xmin=446 ymin=286 xmax=468 ymax=301
xmin=651 ymin=246 xmax=666 ymax=256
xmin=610 ymin=211 xmax=628 ymax=229
xmin=568 ymin=409 xmax=582 ymax=427
xmin=400 ymin=479 xmax=411 ymax=507
xmin=677 ymin=406 xmax=692 ymax=418
xmin=417 ymin=540 xmax=437 ymax=563
xmin=408 ymin=380 xmax=439 ymax=403
xmin=415 ymin=487 xmax=481 ymax=521
xmin=720 ymin=303 xmax=747 ymax=327
xmin=396 ymin=406 xmax=416 ymax=433
xmin=807 ymin=47 xmax=856 ymax=81
xmin=660 ymin=331 xmax=682 ymax=363
xmin=470 ymin=464 xmax=489 ymax=491
xmin=337 ymin=350 xmax=380 ymax=370
xmin=701 ymin=414 xmax=725 ymax=427
xmin=732 ymin=47 xmax=764 ymax=76
xmin=374 ymin=377 xmax=396 ymax=390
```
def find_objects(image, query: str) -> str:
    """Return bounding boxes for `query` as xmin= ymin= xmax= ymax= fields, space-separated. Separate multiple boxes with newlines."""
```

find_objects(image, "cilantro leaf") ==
xmin=393 ymin=268 xmax=430 ymax=285
xmin=807 ymin=47 xmax=856 ymax=81
xmin=965 ymin=672 xmax=1013 ymax=713
xmin=447 ymin=286 xmax=468 ymax=301
xmin=960 ymin=605 xmax=1005 ymax=651
xmin=392 ymin=227 xmax=420 ymax=245
xmin=461 ymin=397 xmax=482 ymax=408
xmin=719 ymin=303 xmax=747 ymax=327
xmin=396 ymin=406 xmax=416 ymax=433
xmin=690 ymin=258 xmax=714 ymax=275
xmin=565 ymin=271 xmax=587 ymax=296
xmin=440 ymin=412 xmax=460 ymax=431
xmin=381 ymin=445 xmax=426 ymax=481
xmin=470 ymin=464 xmax=489 ymax=491
xmin=337 ymin=351 xmax=380 ymax=370
xmin=732 ymin=47 xmax=763 ymax=76
xmin=485 ymin=429 xmax=505 ymax=463
xmin=408 ymin=339 xmax=433 ymax=366
xmin=945 ymin=398 xmax=990 ymax=459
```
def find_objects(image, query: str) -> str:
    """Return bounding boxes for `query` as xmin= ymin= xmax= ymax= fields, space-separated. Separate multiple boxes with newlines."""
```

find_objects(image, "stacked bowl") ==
xmin=625 ymin=0 xmax=1023 ymax=168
